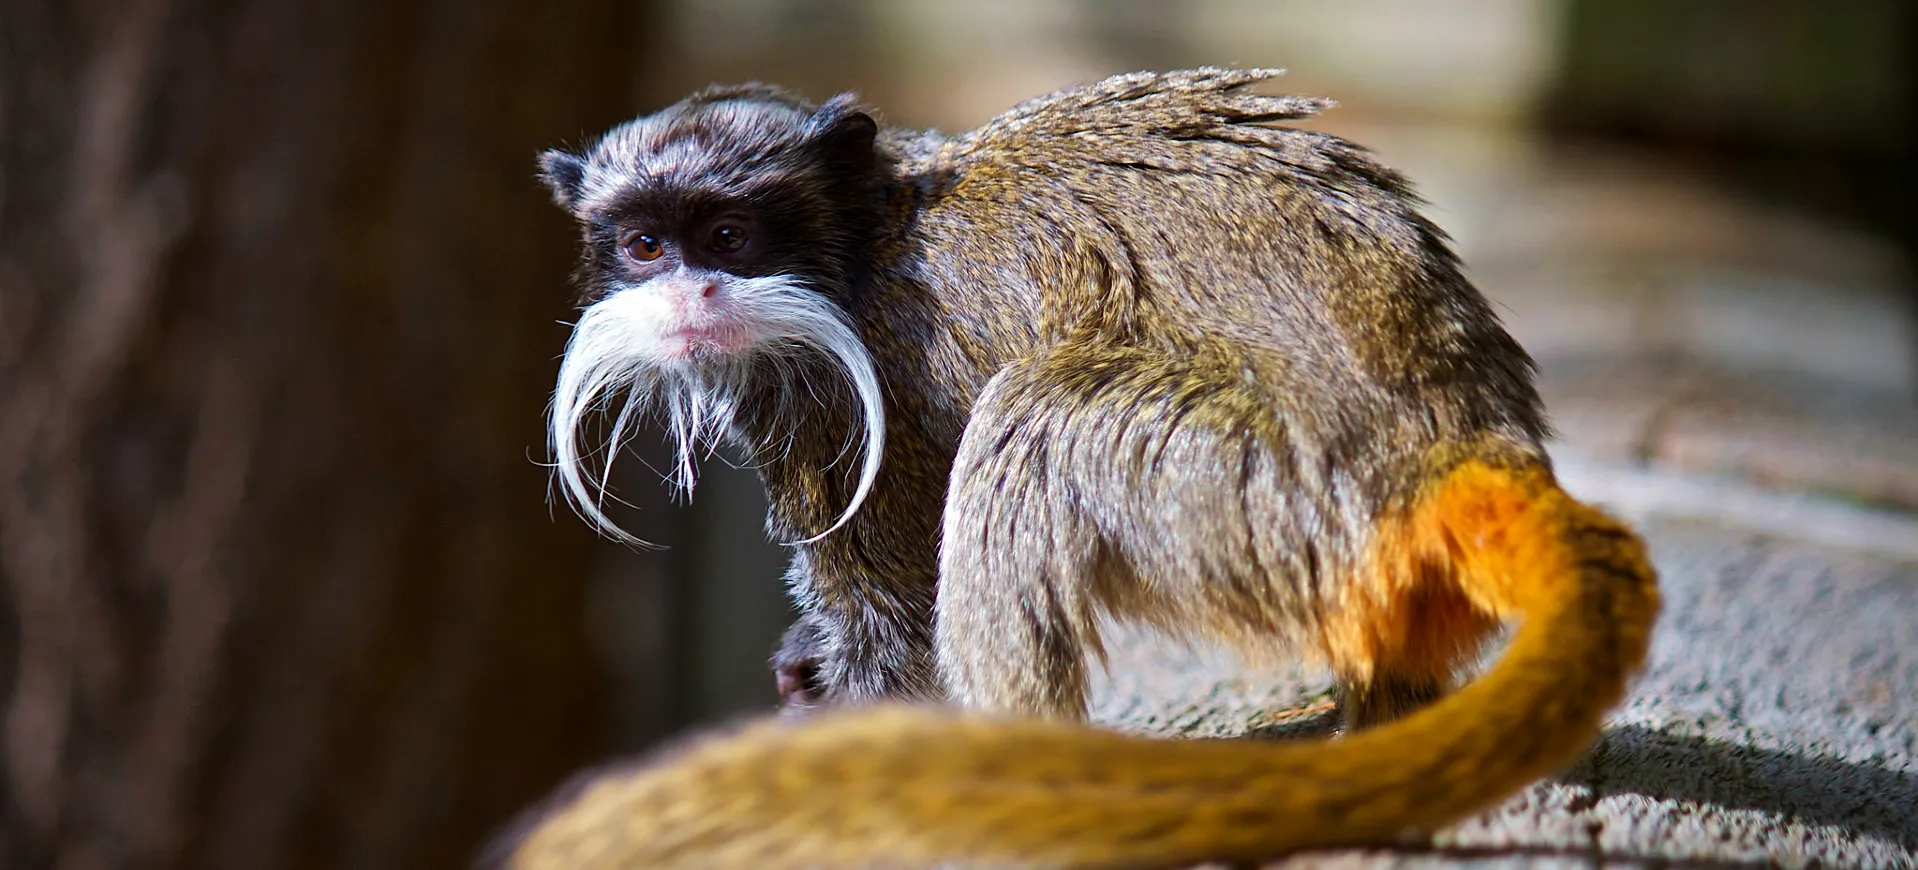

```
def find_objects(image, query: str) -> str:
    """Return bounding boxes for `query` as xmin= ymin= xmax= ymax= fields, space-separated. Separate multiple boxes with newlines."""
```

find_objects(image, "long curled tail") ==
xmin=495 ymin=461 xmax=1660 ymax=870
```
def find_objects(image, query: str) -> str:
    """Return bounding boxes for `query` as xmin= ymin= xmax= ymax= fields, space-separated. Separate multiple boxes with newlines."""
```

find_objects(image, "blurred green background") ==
xmin=0 ymin=1 xmax=1908 ymax=868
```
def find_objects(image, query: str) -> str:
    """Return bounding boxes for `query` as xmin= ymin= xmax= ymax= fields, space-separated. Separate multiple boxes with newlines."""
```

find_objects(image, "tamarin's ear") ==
xmin=806 ymin=94 xmax=878 ymax=169
xmin=538 ymin=149 xmax=589 ymax=210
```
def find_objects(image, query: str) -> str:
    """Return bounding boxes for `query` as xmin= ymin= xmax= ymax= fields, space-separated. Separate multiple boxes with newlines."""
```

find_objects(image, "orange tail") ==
xmin=499 ymin=461 xmax=1660 ymax=870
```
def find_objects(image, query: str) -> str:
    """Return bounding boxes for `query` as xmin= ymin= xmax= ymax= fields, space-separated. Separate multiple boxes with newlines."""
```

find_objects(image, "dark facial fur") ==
xmin=541 ymin=85 xmax=884 ymax=299
xmin=540 ymin=68 xmax=1548 ymax=712
xmin=542 ymin=87 xmax=896 ymax=547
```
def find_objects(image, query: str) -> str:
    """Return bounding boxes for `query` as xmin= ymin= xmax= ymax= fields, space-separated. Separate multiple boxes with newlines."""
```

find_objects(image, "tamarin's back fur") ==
xmin=505 ymin=68 xmax=1662 ymax=869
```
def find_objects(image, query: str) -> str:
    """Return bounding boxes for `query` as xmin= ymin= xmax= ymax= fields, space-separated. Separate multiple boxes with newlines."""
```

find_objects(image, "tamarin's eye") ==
xmin=622 ymin=232 xmax=665 ymax=262
xmin=710 ymin=224 xmax=749 ymax=253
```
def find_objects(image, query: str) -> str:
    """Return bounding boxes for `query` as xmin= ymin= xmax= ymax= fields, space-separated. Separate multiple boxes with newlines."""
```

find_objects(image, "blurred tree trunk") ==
xmin=0 ymin=1 xmax=642 ymax=868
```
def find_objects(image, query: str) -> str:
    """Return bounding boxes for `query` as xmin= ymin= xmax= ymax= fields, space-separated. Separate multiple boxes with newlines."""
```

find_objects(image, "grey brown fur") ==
xmin=540 ymin=67 xmax=1546 ymax=715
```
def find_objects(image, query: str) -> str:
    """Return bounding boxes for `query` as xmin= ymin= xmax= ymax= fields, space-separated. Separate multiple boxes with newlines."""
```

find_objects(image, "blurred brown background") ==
xmin=0 ymin=1 xmax=1908 ymax=868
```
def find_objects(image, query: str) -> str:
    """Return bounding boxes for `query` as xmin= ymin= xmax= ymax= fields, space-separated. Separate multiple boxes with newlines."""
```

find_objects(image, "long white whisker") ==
xmin=550 ymin=296 xmax=656 ymax=547
xmin=597 ymin=383 xmax=646 ymax=505
xmin=546 ymin=274 xmax=884 ymax=547
xmin=777 ymin=306 xmax=884 ymax=546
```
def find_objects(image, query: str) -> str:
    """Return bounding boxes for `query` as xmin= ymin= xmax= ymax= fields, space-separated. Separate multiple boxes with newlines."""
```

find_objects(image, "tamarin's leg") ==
xmin=934 ymin=436 xmax=1100 ymax=719
xmin=937 ymin=346 xmax=1339 ymax=719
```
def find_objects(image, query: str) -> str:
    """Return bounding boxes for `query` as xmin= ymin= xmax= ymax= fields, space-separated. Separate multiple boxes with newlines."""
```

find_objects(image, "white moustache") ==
xmin=548 ymin=273 xmax=885 ymax=546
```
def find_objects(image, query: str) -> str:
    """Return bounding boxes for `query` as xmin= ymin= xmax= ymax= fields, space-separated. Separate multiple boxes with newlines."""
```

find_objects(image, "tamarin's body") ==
xmin=506 ymin=69 xmax=1661 ymax=869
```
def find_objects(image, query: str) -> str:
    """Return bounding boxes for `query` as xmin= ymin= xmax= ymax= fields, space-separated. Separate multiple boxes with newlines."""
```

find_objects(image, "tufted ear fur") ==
xmin=804 ymin=94 xmax=879 ymax=171
xmin=538 ymin=149 xmax=589 ymax=210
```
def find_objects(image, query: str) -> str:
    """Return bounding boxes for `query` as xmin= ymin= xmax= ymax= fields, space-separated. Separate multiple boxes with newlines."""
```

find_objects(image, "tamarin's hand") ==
xmin=769 ymin=613 xmax=828 ymax=711
xmin=499 ymin=68 xmax=1661 ymax=870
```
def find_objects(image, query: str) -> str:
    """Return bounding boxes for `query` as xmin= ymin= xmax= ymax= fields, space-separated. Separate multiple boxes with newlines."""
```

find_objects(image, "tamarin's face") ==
xmin=538 ymin=92 xmax=886 ymax=544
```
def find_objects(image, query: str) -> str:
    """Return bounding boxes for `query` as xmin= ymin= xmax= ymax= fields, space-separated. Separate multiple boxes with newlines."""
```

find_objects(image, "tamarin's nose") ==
xmin=661 ymin=277 xmax=722 ymax=318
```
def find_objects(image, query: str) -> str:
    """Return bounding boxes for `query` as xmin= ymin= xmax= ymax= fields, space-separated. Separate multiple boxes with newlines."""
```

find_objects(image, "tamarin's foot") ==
xmin=770 ymin=617 xmax=828 ymax=711
xmin=1337 ymin=675 xmax=1446 ymax=733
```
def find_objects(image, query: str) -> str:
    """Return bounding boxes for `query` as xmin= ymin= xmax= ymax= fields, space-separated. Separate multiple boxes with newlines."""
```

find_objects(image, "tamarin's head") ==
xmin=538 ymin=86 xmax=888 ymax=544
